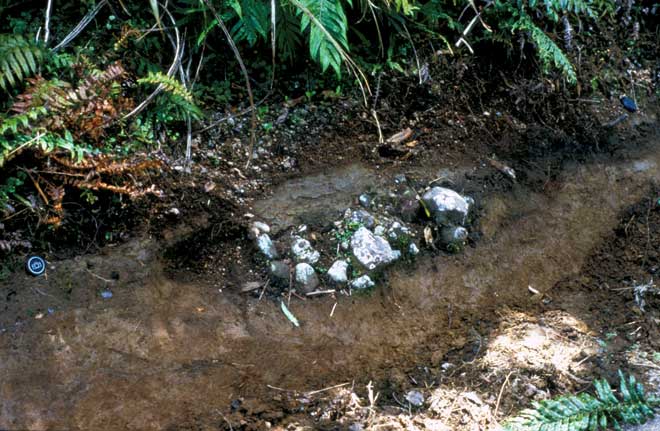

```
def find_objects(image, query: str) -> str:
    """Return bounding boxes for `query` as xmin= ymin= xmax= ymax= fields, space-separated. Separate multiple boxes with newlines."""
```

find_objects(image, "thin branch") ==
xmin=52 ymin=0 xmax=109 ymax=52
xmin=123 ymin=2 xmax=182 ymax=120
xmin=44 ymin=0 xmax=53 ymax=45
xmin=269 ymin=0 xmax=277 ymax=90
xmin=199 ymin=0 xmax=257 ymax=169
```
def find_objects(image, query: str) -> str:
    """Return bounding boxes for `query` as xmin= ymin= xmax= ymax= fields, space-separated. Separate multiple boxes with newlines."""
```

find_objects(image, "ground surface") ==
xmin=1 ymin=87 xmax=660 ymax=430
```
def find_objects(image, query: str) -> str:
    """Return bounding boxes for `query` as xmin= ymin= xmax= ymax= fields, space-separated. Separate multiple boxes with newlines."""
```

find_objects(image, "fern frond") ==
xmin=0 ymin=34 xmax=44 ymax=92
xmin=231 ymin=0 xmax=270 ymax=46
xmin=276 ymin=4 xmax=303 ymax=61
xmin=137 ymin=71 xmax=203 ymax=120
xmin=504 ymin=371 xmax=660 ymax=431
xmin=530 ymin=0 xmax=596 ymax=22
xmin=290 ymin=0 xmax=349 ymax=76
xmin=513 ymin=14 xmax=577 ymax=83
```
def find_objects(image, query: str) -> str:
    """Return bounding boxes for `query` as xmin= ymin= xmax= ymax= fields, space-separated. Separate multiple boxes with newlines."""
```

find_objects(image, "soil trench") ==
xmin=1 ymin=134 xmax=659 ymax=430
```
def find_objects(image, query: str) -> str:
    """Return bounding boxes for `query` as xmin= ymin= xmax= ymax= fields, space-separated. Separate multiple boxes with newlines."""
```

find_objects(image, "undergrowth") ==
xmin=0 ymin=0 xmax=656 ymax=257
xmin=505 ymin=371 xmax=660 ymax=431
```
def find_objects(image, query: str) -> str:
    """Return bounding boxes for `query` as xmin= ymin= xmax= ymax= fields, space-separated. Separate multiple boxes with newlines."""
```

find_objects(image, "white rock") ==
xmin=350 ymin=275 xmax=375 ymax=290
xmin=327 ymin=260 xmax=348 ymax=284
xmin=351 ymin=226 xmax=399 ymax=270
xmin=422 ymin=187 xmax=470 ymax=226
xmin=295 ymin=263 xmax=319 ymax=293
xmin=256 ymin=234 xmax=279 ymax=260
xmin=409 ymin=242 xmax=420 ymax=255
xmin=291 ymin=236 xmax=320 ymax=264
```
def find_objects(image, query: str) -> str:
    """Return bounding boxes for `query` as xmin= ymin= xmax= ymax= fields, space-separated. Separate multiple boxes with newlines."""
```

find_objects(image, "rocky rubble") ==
xmin=247 ymin=174 xmax=475 ymax=296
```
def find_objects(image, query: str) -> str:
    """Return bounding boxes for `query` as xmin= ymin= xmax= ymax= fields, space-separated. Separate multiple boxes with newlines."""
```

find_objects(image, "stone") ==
xmin=398 ymin=192 xmax=421 ymax=222
xmin=350 ymin=275 xmax=375 ymax=290
xmin=358 ymin=193 xmax=372 ymax=209
xmin=256 ymin=234 xmax=279 ymax=260
xmin=269 ymin=260 xmax=290 ymax=283
xmin=374 ymin=225 xmax=386 ymax=236
xmin=348 ymin=424 xmax=364 ymax=431
xmin=440 ymin=226 xmax=468 ymax=246
xmin=422 ymin=187 xmax=470 ymax=226
xmin=405 ymin=390 xmax=425 ymax=407
xmin=409 ymin=242 xmax=420 ymax=255
xmin=346 ymin=209 xmax=375 ymax=229
xmin=393 ymin=174 xmax=407 ymax=184
xmin=295 ymin=263 xmax=319 ymax=293
xmin=327 ymin=260 xmax=348 ymax=284
xmin=291 ymin=236 xmax=320 ymax=264
xmin=351 ymin=227 xmax=399 ymax=270
xmin=249 ymin=221 xmax=271 ymax=240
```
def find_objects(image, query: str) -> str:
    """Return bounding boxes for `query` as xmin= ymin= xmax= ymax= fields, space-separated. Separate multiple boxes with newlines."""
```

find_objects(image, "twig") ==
xmin=330 ymin=302 xmax=337 ymax=317
xmin=44 ymin=0 xmax=53 ymax=45
xmin=266 ymin=384 xmax=294 ymax=392
xmin=123 ymin=3 xmax=182 ymax=120
xmin=199 ymin=0 xmax=257 ymax=169
xmin=306 ymin=382 xmax=350 ymax=396
xmin=85 ymin=268 xmax=115 ymax=284
xmin=52 ymin=0 xmax=109 ymax=52
xmin=494 ymin=371 xmax=513 ymax=418
xmin=258 ymin=279 xmax=270 ymax=301
xmin=306 ymin=289 xmax=336 ymax=296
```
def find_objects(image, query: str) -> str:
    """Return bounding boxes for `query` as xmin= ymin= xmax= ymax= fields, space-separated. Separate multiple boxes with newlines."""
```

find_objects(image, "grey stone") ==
xmin=358 ymin=193 xmax=372 ymax=209
xmin=348 ymin=424 xmax=364 ymax=431
xmin=422 ymin=187 xmax=470 ymax=226
xmin=350 ymin=275 xmax=375 ymax=289
xmin=327 ymin=260 xmax=348 ymax=284
xmin=398 ymin=191 xmax=420 ymax=222
xmin=374 ymin=225 xmax=386 ymax=236
xmin=440 ymin=226 xmax=468 ymax=245
xmin=346 ymin=209 xmax=375 ymax=229
xmin=409 ymin=242 xmax=420 ymax=255
xmin=291 ymin=236 xmax=320 ymax=264
xmin=295 ymin=263 xmax=319 ymax=293
xmin=256 ymin=234 xmax=279 ymax=260
xmin=351 ymin=227 xmax=399 ymax=270
xmin=405 ymin=390 xmax=425 ymax=407
xmin=269 ymin=260 xmax=290 ymax=283
xmin=249 ymin=221 xmax=271 ymax=239
xmin=253 ymin=221 xmax=271 ymax=233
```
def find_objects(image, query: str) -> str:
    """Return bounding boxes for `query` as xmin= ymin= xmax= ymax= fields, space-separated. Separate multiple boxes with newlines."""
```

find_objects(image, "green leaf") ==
xmin=280 ymin=301 xmax=300 ymax=327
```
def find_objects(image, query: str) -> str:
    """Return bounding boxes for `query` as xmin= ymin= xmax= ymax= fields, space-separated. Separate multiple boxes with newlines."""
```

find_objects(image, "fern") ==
xmin=231 ymin=0 xmax=270 ymax=45
xmin=0 ymin=34 xmax=43 ymax=92
xmin=529 ymin=0 xmax=596 ymax=22
xmin=504 ymin=371 xmax=660 ymax=431
xmin=137 ymin=71 xmax=203 ymax=120
xmin=276 ymin=4 xmax=303 ymax=62
xmin=513 ymin=14 xmax=577 ymax=83
xmin=291 ymin=0 xmax=349 ymax=76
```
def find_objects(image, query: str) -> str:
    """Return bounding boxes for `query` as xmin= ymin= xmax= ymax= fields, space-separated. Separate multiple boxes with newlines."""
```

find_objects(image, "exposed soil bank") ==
xmin=1 ymin=123 xmax=659 ymax=430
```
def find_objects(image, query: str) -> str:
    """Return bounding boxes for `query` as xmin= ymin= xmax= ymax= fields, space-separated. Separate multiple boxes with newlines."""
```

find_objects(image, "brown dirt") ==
xmin=1 ymin=107 xmax=660 ymax=430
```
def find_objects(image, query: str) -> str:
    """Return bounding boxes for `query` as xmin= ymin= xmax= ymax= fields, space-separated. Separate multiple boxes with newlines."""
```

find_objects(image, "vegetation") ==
xmin=504 ymin=371 xmax=660 ymax=431
xmin=0 ymin=0 xmax=656 ymax=251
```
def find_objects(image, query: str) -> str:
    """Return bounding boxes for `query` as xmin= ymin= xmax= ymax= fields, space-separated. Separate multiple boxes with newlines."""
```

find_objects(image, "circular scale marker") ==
xmin=26 ymin=256 xmax=47 ymax=276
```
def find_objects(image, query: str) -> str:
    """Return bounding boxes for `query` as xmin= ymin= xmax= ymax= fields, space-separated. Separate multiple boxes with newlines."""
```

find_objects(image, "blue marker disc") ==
xmin=26 ymin=256 xmax=46 ymax=276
